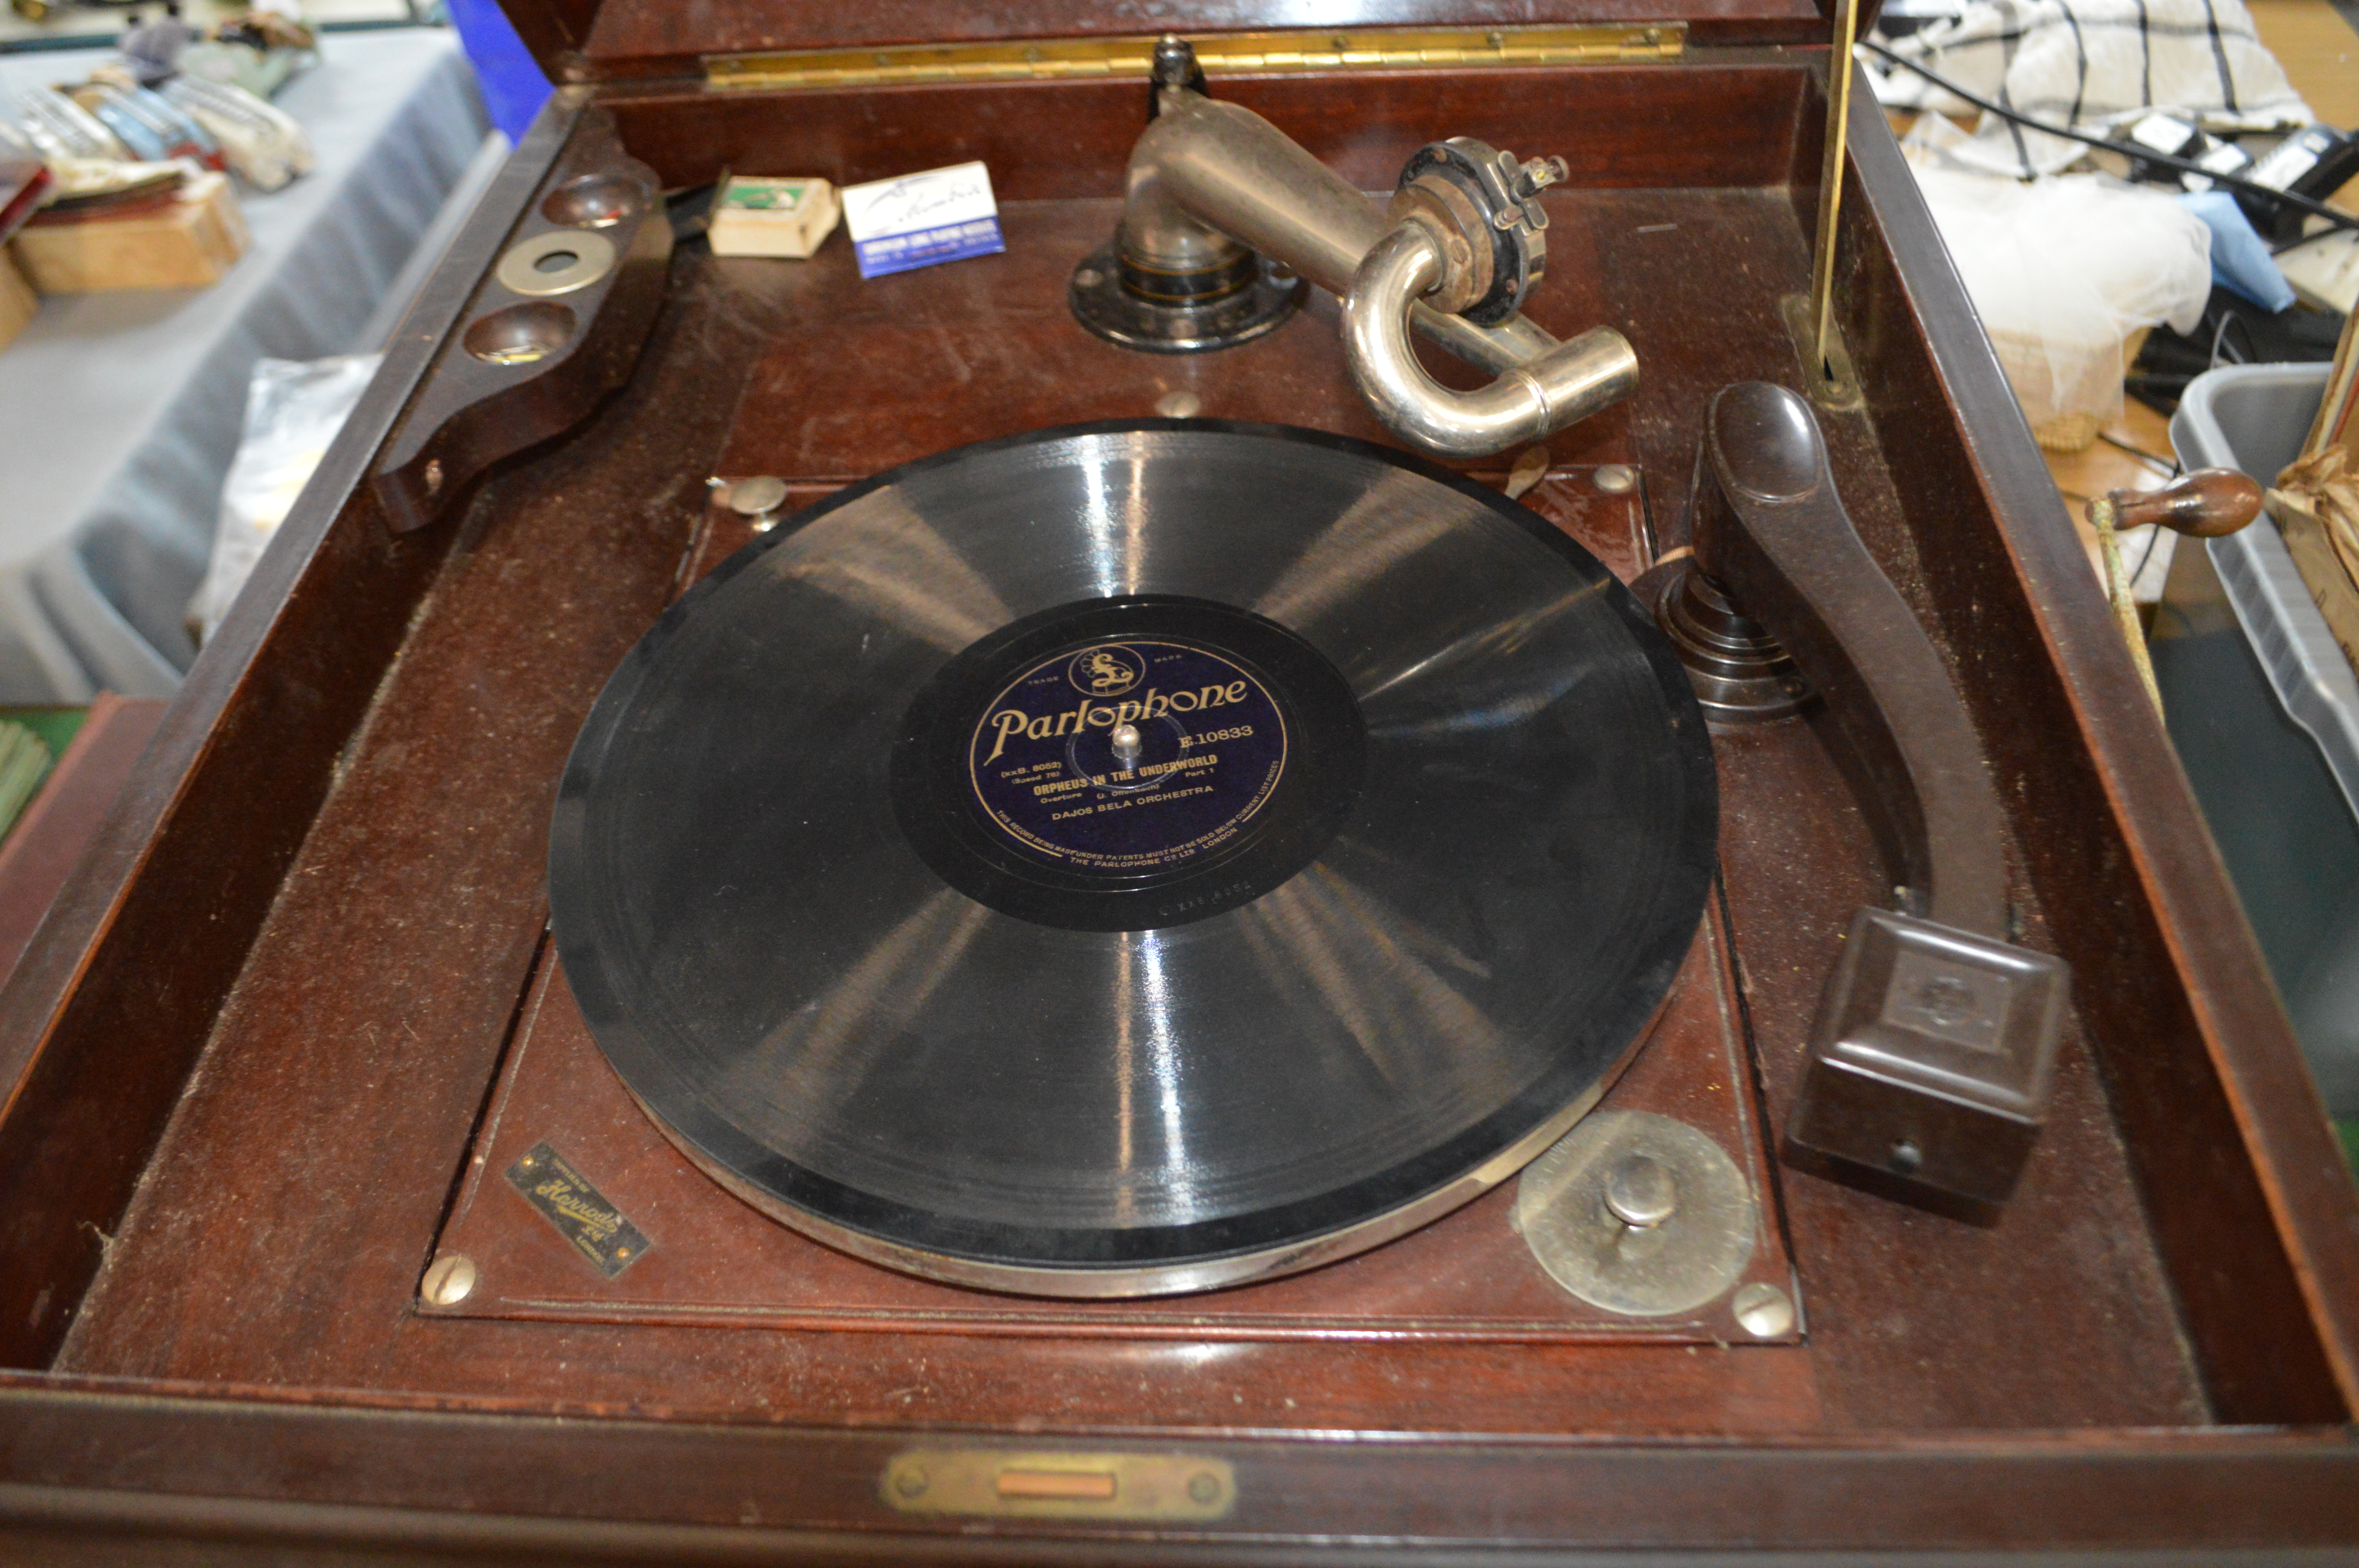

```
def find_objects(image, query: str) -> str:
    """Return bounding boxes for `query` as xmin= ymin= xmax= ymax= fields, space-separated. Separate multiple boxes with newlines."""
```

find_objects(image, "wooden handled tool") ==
xmin=2105 ymin=468 xmax=2265 ymax=539
xmin=2086 ymin=468 xmax=2264 ymax=713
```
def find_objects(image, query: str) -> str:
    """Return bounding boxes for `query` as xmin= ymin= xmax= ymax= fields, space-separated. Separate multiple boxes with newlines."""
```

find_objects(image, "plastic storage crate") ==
xmin=2161 ymin=362 xmax=2359 ymax=1120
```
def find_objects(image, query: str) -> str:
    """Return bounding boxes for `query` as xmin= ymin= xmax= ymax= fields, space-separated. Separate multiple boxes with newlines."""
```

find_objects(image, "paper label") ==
xmin=964 ymin=640 xmax=1288 ymax=873
xmin=841 ymin=162 xmax=1005 ymax=278
xmin=720 ymin=175 xmax=824 ymax=215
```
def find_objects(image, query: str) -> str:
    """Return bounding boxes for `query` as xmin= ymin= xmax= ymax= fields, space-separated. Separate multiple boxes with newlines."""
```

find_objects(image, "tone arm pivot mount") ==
xmin=1070 ymin=36 xmax=1637 ymax=459
xmin=1660 ymin=383 xmax=2071 ymax=1210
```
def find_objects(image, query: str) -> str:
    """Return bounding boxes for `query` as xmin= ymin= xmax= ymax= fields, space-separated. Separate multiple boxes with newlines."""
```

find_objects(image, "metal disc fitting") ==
xmin=1071 ymin=244 xmax=1305 ymax=354
xmin=1514 ymin=1110 xmax=1758 ymax=1316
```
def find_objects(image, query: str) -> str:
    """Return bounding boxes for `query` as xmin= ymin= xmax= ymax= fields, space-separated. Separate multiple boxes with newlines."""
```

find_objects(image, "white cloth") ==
xmin=191 ymin=352 xmax=381 ymax=644
xmin=1910 ymin=160 xmax=2214 ymax=434
xmin=1868 ymin=0 xmax=2313 ymax=177
xmin=0 ymin=29 xmax=489 ymax=701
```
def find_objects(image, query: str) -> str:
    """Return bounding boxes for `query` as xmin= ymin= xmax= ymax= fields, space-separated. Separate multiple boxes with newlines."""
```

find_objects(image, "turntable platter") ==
xmin=548 ymin=422 xmax=1717 ymax=1297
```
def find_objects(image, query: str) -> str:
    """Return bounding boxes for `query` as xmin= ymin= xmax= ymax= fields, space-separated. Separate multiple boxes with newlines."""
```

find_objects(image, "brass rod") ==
xmin=2090 ymin=494 xmax=2165 ymax=713
xmin=1808 ymin=0 xmax=1860 ymax=380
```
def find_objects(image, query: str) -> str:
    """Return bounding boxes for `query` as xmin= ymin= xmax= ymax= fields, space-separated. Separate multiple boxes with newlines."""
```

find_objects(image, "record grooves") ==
xmin=549 ymin=421 xmax=1718 ymax=1297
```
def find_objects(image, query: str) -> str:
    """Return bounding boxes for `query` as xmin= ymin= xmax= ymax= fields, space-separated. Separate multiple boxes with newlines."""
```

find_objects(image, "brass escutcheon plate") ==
xmin=881 ymin=1449 xmax=1235 ymax=1520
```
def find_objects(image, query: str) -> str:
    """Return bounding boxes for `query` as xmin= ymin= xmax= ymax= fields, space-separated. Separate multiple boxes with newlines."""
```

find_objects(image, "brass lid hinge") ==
xmin=705 ymin=24 xmax=1686 ymax=93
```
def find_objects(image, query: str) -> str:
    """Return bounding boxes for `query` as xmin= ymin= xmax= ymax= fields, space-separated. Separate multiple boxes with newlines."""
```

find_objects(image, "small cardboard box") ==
xmin=9 ymin=171 xmax=249 ymax=293
xmin=707 ymin=175 xmax=840 ymax=259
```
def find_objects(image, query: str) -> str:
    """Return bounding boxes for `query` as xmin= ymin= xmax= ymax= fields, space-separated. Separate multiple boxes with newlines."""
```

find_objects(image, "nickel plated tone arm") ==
xmin=1078 ymin=36 xmax=1638 ymax=459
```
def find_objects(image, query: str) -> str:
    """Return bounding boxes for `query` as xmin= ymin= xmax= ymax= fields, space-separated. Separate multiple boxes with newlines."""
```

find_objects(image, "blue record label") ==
xmin=965 ymin=640 xmax=1287 ymax=873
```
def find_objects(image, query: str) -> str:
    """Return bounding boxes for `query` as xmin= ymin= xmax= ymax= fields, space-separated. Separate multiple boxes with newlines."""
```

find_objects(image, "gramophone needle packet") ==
xmin=707 ymin=175 xmax=840 ymax=258
xmin=842 ymin=162 xmax=1004 ymax=279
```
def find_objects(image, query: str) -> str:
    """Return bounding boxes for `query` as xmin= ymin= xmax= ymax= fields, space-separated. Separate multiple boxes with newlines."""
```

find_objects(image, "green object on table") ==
xmin=0 ymin=706 xmax=86 ymax=762
xmin=0 ymin=720 xmax=53 ymax=844
xmin=2341 ymin=1120 xmax=2359 ymax=1178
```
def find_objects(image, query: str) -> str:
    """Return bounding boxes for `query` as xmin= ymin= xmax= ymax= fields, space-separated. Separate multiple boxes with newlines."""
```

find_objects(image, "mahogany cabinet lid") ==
xmin=519 ymin=0 xmax=1834 ymax=80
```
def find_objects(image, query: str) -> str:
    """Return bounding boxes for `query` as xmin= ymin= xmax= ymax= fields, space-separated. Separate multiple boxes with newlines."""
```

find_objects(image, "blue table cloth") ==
xmin=0 ymin=28 xmax=491 ymax=701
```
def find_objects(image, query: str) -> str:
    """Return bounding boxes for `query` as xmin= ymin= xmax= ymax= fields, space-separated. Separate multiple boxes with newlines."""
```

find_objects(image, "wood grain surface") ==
xmin=0 ymin=45 xmax=2349 ymax=1556
xmin=51 ymin=172 xmax=2204 ymax=1434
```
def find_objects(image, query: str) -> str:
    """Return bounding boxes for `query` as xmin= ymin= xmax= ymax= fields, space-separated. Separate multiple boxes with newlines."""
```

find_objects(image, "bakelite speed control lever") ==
xmin=1680 ymin=383 xmax=2068 ymax=1209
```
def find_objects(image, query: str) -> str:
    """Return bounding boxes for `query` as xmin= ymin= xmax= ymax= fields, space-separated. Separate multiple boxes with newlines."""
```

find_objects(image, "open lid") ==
xmin=506 ymin=0 xmax=1836 ymax=84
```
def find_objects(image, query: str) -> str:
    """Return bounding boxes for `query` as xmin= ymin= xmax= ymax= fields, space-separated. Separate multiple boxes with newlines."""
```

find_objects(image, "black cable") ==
xmin=2129 ymin=519 xmax=2165 ymax=584
xmin=1860 ymin=38 xmax=2359 ymax=235
xmin=2208 ymin=309 xmax=2247 ymax=367
xmin=2095 ymin=430 xmax=2177 ymax=473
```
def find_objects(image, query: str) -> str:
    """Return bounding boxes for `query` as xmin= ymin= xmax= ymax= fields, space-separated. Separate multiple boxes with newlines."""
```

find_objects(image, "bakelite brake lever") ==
xmin=1676 ymin=382 xmax=2068 ymax=1209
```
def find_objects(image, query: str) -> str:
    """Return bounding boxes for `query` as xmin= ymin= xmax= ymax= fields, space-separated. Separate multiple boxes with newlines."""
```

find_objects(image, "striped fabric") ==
xmin=1868 ymin=0 xmax=2313 ymax=176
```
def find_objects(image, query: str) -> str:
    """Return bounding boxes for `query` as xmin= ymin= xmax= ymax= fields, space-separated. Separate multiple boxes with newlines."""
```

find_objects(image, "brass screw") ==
xmin=421 ymin=1254 xmax=478 ymax=1307
xmin=1732 ymin=1281 xmax=1796 ymax=1338
xmin=1187 ymin=1472 xmax=1221 ymax=1504
xmin=894 ymin=1466 xmax=929 ymax=1499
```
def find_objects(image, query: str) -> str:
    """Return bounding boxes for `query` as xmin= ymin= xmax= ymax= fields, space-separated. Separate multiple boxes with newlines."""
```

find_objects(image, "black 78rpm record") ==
xmin=549 ymin=421 xmax=1718 ymax=1297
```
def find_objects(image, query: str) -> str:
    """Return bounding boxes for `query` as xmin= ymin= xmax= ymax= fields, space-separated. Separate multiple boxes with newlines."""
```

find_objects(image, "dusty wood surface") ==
xmin=0 ymin=49 xmax=2349 ymax=1555
xmin=53 ymin=180 xmax=2204 ymax=1435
